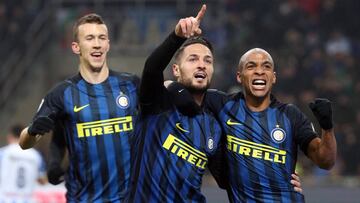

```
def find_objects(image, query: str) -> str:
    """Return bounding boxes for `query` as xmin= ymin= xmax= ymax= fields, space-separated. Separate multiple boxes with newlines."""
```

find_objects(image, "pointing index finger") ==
xmin=195 ymin=4 xmax=206 ymax=22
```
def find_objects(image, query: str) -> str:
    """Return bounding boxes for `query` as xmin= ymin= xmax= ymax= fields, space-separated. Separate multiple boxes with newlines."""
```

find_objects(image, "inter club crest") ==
xmin=116 ymin=91 xmax=130 ymax=109
xmin=207 ymin=137 xmax=214 ymax=151
xmin=271 ymin=125 xmax=286 ymax=143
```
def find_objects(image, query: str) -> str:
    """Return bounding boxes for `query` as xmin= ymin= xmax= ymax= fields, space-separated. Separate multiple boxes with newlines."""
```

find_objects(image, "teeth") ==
xmin=91 ymin=52 xmax=102 ymax=56
xmin=195 ymin=72 xmax=206 ymax=79
xmin=253 ymin=79 xmax=265 ymax=85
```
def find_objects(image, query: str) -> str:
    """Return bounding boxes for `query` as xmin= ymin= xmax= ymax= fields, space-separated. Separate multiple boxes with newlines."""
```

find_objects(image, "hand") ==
xmin=28 ymin=115 xmax=55 ymax=136
xmin=175 ymin=4 xmax=206 ymax=38
xmin=309 ymin=98 xmax=333 ymax=130
xmin=290 ymin=173 xmax=303 ymax=194
xmin=47 ymin=165 xmax=65 ymax=185
xmin=163 ymin=80 xmax=174 ymax=88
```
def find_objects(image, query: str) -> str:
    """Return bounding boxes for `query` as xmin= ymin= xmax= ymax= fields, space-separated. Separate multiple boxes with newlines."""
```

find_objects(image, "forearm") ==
xmin=140 ymin=32 xmax=185 ymax=103
xmin=308 ymin=129 xmax=337 ymax=169
xmin=19 ymin=127 xmax=42 ymax=149
xmin=143 ymin=32 xmax=185 ymax=76
xmin=318 ymin=129 xmax=337 ymax=167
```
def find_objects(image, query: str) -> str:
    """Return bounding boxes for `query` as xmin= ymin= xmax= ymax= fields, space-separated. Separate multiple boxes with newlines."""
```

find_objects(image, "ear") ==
xmin=272 ymin=71 xmax=276 ymax=84
xmin=236 ymin=71 xmax=242 ymax=84
xmin=172 ymin=64 xmax=180 ymax=78
xmin=71 ymin=42 xmax=80 ymax=55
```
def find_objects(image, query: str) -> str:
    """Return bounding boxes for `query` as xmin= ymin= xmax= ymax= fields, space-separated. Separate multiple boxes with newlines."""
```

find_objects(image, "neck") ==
xmin=191 ymin=92 xmax=205 ymax=106
xmin=79 ymin=63 xmax=109 ymax=84
xmin=244 ymin=93 xmax=271 ymax=112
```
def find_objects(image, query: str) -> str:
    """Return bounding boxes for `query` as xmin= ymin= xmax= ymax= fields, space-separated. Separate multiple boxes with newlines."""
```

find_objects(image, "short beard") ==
xmin=182 ymin=82 xmax=210 ymax=95
xmin=90 ymin=66 xmax=102 ymax=73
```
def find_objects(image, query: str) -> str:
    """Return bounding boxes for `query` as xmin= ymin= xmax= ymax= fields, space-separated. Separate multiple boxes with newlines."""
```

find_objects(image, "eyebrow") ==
xmin=262 ymin=61 xmax=273 ymax=66
xmin=245 ymin=61 xmax=256 ymax=66
xmin=187 ymin=54 xmax=213 ymax=58
xmin=245 ymin=60 xmax=272 ymax=66
xmin=84 ymin=33 xmax=107 ymax=37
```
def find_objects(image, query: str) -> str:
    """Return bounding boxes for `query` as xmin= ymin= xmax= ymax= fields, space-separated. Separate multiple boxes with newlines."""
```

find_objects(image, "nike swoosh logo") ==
xmin=226 ymin=119 xmax=243 ymax=126
xmin=74 ymin=104 xmax=89 ymax=112
xmin=178 ymin=89 xmax=184 ymax=93
xmin=176 ymin=123 xmax=189 ymax=133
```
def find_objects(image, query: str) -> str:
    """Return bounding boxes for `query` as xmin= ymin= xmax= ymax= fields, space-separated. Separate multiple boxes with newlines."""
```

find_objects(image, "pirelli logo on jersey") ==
xmin=76 ymin=116 xmax=133 ymax=138
xmin=162 ymin=134 xmax=207 ymax=169
xmin=227 ymin=135 xmax=286 ymax=164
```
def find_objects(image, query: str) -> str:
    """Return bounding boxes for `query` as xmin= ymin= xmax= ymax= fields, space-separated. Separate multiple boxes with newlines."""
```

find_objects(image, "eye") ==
xmin=205 ymin=58 xmax=213 ymax=64
xmin=189 ymin=57 xmax=197 ymax=62
xmin=246 ymin=64 xmax=255 ymax=70
xmin=85 ymin=36 xmax=93 ymax=41
xmin=264 ymin=64 xmax=272 ymax=69
xmin=99 ymin=35 xmax=107 ymax=40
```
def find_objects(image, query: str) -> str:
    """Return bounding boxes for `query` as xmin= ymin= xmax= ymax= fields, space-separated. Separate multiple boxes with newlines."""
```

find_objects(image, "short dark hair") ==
xmin=9 ymin=124 xmax=24 ymax=138
xmin=73 ymin=13 xmax=106 ymax=42
xmin=174 ymin=36 xmax=214 ymax=63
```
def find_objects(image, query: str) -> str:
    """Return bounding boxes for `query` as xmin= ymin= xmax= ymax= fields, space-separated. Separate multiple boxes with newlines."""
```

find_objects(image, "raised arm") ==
xmin=139 ymin=32 xmax=185 ymax=108
xmin=306 ymin=98 xmax=337 ymax=169
xmin=139 ymin=5 xmax=206 ymax=112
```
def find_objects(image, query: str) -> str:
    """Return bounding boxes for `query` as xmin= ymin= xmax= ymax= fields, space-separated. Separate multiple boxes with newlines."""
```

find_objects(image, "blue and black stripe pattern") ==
xmin=128 ymin=107 xmax=222 ymax=203
xmin=206 ymin=91 xmax=317 ymax=203
xmin=36 ymin=70 xmax=138 ymax=202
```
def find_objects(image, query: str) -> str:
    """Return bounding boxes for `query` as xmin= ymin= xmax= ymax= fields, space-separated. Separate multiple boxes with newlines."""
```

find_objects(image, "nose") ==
xmin=93 ymin=38 xmax=101 ymax=48
xmin=254 ymin=66 xmax=264 ymax=74
xmin=197 ymin=60 xmax=206 ymax=70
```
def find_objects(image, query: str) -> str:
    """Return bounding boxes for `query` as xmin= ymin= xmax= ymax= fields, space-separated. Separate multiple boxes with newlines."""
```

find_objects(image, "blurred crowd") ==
xmin=1 ymin=0 xmax=359 ymax=179
xmin=0 ymin=0 xmax=44 ymax=62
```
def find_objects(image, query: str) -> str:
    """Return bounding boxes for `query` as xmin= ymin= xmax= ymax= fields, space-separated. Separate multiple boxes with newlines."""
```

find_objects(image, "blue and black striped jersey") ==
xmin=126 ymin=32 xmax=222 ymax=203
xmin=33 ymin=70 xmax=139 ymax=202
xmin=130 ymin=106 xmax=222 ymax=203
xmin=206 ymin=90 xmax=318 ymax=203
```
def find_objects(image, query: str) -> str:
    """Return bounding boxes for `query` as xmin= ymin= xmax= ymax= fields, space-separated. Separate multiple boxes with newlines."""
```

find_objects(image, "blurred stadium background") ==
xmin=0 ymin=0 xmax=359 ymax=202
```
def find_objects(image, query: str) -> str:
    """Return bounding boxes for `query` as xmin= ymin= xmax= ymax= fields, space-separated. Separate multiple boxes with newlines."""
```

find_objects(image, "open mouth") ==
xmin=91 ymin=52 xmax=103 ymax=59
xmin=194 ymin=72 xmax=207 ymax=80
xmin=252 ymin=79 xmax=266 ymax=89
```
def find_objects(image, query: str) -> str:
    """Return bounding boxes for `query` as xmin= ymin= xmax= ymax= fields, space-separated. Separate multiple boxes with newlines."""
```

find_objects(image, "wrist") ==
xmin=319 ymin=119 xmax=333 ymax=130
xmin=322 ymin=128 xmax=334 ymax=133
xmin=27 ymin=126 xmax=37 ymax=136
xmin=171 ymin=31 xmax=187 ymax=42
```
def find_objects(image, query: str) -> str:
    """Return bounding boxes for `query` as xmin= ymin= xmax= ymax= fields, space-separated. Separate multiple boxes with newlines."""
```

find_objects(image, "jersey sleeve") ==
xmin=166 ymin=82 xmax=201 ymax=116
xmin=32 ymin=82 xmax=68 ymax=122
xmin=204 ymin=89 xmax=229 ymax=115
xmin=47 ymin=121 xmax=66 ymax=184
xmin=207 ymin=137 xmax=229 ymax=189
xmin=204 ymin=91 xmax=230 ymax=188
xmin=133 ymin=75 xmax=141 ymax=95
xmin=288 ymin=104 xmax=318 ymax=156
xmin=48 ymin=121 xmax=66 ymax=167
xmin=139 ymin=32 xmax=186 ymax=114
